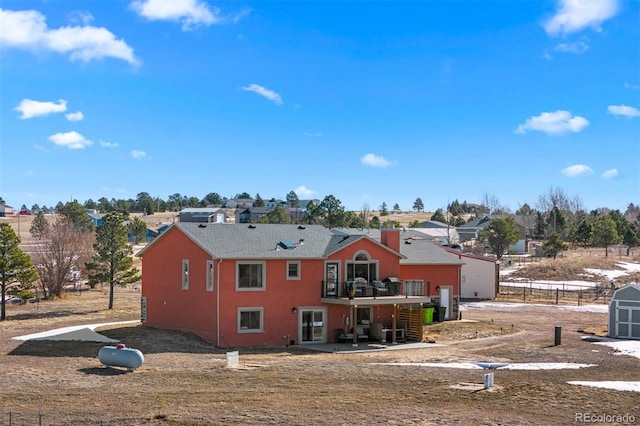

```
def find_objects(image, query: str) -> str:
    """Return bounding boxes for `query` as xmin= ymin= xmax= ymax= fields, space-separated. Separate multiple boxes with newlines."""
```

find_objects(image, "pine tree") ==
xmin=286 ymin=191 xmax=300 ymax=208
xmin=0 ymin=224 xmax=38 ymax=320
xmin=254 ymin=194 xmax=265 ymax=207
xmin=30 ymin=211 xmax=50 ymax=240
xmin=380 ymin=202 xmax=389 ymax=216
xmin=86 ymin=213 xmax=140 ymax=309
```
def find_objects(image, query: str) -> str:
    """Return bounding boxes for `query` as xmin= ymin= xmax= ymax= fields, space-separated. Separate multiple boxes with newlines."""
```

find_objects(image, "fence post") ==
xmin=555 ymin=288 xmax=559 ymax=305
xmin=523 ymin=286 xmax=526 ymax=301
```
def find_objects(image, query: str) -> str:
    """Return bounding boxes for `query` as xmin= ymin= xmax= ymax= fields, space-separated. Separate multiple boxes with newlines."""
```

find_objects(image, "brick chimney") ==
xmin=381 ymin=229 xmax=400 ymax=252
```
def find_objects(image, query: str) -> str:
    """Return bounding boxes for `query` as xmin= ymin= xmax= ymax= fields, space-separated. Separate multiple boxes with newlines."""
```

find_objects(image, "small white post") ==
xmin=226 ymin=351 xmax=240 ymax=368
xmin=483 ymin=372 xmax=494 ymax=389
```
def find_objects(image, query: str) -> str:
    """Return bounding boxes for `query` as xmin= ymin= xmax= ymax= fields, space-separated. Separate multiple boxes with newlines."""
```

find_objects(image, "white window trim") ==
xmin=236 ymin=261 xmax=266 ymax=291
xmin=286 ymin=260 xmax=301 ymax=280
xmin=182 ymin=259 xmax=189 ymax=290
xmin=237 ymin=307 xmax=264 ymax=333
xmin=206 ymin=260 xmax=214 ymax=292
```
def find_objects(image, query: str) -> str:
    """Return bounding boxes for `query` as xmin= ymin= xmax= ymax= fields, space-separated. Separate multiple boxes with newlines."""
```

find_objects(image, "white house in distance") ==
xmin=0 ymin=203 xmax=15 ymax=217
xmin=178 ymin=208 xmax=227 ymax=224
xmin=443 ymin=247 xmax=499 ymax=299
xmin=608 ymin=284 xmax=640 ymax=340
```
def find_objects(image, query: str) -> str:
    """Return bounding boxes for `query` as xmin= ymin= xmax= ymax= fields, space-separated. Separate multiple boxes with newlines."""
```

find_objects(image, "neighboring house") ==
xmin=138 ymin=224 xmax=462 ymax=348
xmin=443 ymin=247 xmax=499 ymax=299
xmin=411 ymin=227 xmax=460 ymax=246
xmin=457 ymin=215 xmax=527 ymax=253
xmin=236 ymin=207 xmax=305 ymax=224
xmin=0 ymin=204 xmax=15 ymax=217
xmin=179 ymin=208 xmax=227 ymax=224
xmin=418 ymin=220 xmax=448 ymax=229
xmin=265 ymin=199 xmax=288 ymax=209
xmin=456 ymin=215 xmax=494 ymax=245
xmin=224 ymin=198 xmax=254 ymax=209
xmin=608 ymin=284 xmax=640 ymax=340
xmin=87 ymin=211 xmax=106 ymax=227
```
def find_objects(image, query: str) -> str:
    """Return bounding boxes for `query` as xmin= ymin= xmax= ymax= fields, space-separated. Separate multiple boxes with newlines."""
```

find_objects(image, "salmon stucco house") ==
xmin=137 ymin=223 xmax=463 ymax=348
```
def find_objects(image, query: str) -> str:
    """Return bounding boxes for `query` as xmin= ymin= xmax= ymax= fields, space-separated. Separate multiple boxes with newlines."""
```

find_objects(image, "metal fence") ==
xmin=499 ymin=280 xmax=615 ymax=305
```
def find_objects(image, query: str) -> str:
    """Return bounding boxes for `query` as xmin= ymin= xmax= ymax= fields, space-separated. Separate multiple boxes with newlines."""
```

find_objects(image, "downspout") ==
xmin=216 ymin=259 xmax=223 ymax=347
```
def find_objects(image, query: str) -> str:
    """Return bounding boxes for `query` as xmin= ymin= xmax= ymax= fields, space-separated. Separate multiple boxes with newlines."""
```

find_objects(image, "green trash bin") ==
xmin=423 ymin=307 xmax=435 ymax=324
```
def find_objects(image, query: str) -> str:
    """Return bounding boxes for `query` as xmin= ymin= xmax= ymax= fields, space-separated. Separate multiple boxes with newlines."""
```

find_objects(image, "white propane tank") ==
xmin=98 ymin=343 xmax=144 ymax=371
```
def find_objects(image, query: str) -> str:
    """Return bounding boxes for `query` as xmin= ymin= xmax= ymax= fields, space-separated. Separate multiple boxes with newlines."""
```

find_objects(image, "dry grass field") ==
xmin=1 ymin=283 xmax=639 ymax=424
xmin=1 ymin=213 xmax=639 ymax=424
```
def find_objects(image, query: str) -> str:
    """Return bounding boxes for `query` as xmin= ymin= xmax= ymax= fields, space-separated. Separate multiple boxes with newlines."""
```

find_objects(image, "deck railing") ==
xmin=321 ymin=280 xmax=403 ymax=298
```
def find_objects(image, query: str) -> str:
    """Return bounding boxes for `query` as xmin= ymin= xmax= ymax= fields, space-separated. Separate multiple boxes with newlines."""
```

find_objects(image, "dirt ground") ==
xmin=1 ymin=286 xmax=638 ymax=426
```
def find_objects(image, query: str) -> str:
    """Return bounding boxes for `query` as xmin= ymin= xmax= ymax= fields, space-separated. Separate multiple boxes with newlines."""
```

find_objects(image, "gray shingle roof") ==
xmin=399 ymin=238 xmax=464 ymax=265
xmin=139 ymin=223 xmax=459 ymax=264
xmin=172 ymin=223 xmax=334 ymax=259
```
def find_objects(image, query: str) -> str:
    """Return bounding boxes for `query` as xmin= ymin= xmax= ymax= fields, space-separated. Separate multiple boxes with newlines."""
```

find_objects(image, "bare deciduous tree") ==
xmin=536 ymin=186 xmax=570 ymax=213
xmin=30 ymin=222 xmax=94 ymax=298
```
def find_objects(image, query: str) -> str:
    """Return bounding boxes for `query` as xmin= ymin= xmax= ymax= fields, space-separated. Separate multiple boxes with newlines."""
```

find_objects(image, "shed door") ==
xmin=616 ymin=306 xmax=640 ymax=339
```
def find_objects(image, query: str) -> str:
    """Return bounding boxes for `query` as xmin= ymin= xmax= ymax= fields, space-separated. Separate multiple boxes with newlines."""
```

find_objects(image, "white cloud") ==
xmin=130 ymin=0 xmax=221 ymax=30
xmin=65 ymin=111 xmax=84 ymax=121
xmin=553 ymin=40 xmax=589 ymax=54
xmin=544 ymin=0 xmax=619 ymax=36
xmin=241 ymin=84 xmax=283 ymax=105
xmin=231 ymin=8 xmax=252 ymax=24
xmin=304 ymin=132 xmax=322 ymax=137
xmin=602 ymin=168 xmax=619 ymax=178
xmin=0 ymin=8 xmax=138 ymax=65
xmin=294 ymin=185 xmax=316 ymax=198
xmin=515 ymin=110 xmax=589 ymax=135
xmin=131 ymin=150 xmax=147 ymax=159
xmin=48 ymin=131 xmax=92 ymax=149
xmin=15 ymin=98 xmax=67 ymax=119
xmin=99 ymin=140 xmax=119 ymax=148
xmin=561 ymin=164 xmax=593 ymax=176
xmin=608 ymin=104 xmax=640 ymax=118
xmin=68 ymin=10 xmax=94 ymax=25
xmin=624 ymin=82 xmax=639 ymax=90
xmin=361 ymin=153 xmax=397 ymax=168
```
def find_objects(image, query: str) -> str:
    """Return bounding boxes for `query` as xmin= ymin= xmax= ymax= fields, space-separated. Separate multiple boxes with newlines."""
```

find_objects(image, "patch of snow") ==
xmin=375 ymin=362 xmax=595 ymax=370
xmin=556 ymin=305 xmax=608 ymax=313
xmin=583 ymin=262 xmax=640 ymax=280
xmin=586 ymin=338 xmax=640 ymax=360
xmin=13 ymin=320 xmax=140 ymax=341
xmin=499 ymin=363 xmax=595 ymax=370
xmin=568 ymin=381 xmax=640 ymax=393
xmin=460 ymin=301 xmax=607 ymax=313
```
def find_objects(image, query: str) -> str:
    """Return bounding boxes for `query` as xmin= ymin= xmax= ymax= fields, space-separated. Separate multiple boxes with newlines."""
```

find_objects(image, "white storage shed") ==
xmin=608 ymin=284 xmax=640 ymax=340
xmin=443 ymin=248 xmax=499 ymax=299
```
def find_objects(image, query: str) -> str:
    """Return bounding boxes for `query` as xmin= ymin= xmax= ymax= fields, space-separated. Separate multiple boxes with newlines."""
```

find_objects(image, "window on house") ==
xmin=206 ymin=260 xmax=214 ymax=291
xmin=356 ymin=307 xmax=372 ymax=325
xmin=346 ymin=251 xmax=378 ymax=283
xmin=237 ymin=262 xmax=265 ymax=290
xmin=404 ymin=280 xmax=424 ymax=296
xmin=182 ymin=259 xmax=189 ymax=290
xmin=287 ymin=261 xmax=300 ymax=280
xmin=238 ymin=308 xmax=263 ymax=333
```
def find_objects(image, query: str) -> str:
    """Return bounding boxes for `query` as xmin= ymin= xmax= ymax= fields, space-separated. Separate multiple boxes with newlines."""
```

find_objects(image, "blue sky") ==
xmin=1 ymin=0 xmax=639 ymax=213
